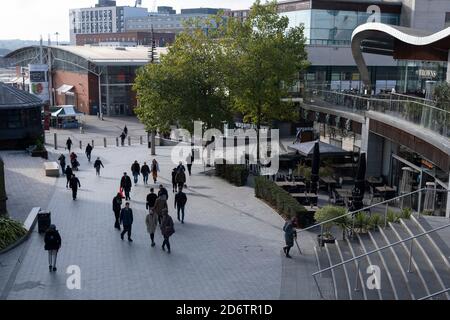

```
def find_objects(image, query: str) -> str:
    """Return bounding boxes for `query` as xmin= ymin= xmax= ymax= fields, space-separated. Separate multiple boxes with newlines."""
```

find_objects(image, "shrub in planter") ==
xmin=315 ymin=206 xmax=349 ymax=243
xmin=400 ymin=207 xmax=412 ymax=219
xmin=353 ymin=212 xmax=371 ymax=234
xmin=369 ymin=214 xmax=383 ymax=230
xmin=0 ymin=217 xmax=27 ymax=251
xmin=386 ymin=209 xmax=400 ymax=223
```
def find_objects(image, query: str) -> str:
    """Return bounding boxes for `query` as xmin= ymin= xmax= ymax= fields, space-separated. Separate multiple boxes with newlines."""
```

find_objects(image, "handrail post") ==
xmin=104 ymin=137 xmax=107 ymax=148
xmin=79 ymin=140 xmax=82 ymax=150
xmin=384 ymin=202 xmax=389 ymax=228
xmin=54 ymin=133 xmax=57 ymax=150
xmin=313 ymin=275 xmax=325 ymax=299
xmin=407 ymin=240 xmax=414 ymax=273
xmin=354 ymin=261 xmax=360 ymax=292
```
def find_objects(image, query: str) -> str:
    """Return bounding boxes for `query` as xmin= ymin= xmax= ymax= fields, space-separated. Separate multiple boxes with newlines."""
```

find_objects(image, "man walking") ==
xmin=175 ymin=167 xmax=186 ymax=191
xmin=120 ymin=132 xmax=126 ymax=146
xmin=186 ymin=151 xmax=194 ymax=176
xmin=131 ymin=161 xmax=141 ymax=185
xmin=66 ymin=137 xmax=73 ymax=152
xmin=58 ymin=154 xmax=66 ymax=175
xmin=141 ymin=162 xmax=150 ymax=185
xmin=171 ymin=168 xmax=178 ymax=193
xmin=145 ymin=209 xmax=158 ymax=247
xmin=123 ymin=125 xmax=128 ymax=136
xmin=174 ymin=188 xmax=188 ymax=224
xmin=44 ymin=224 xmax=61 ymax=272
xmin=69 ymin=174 xmax=81 ymax=200
xmin=120 ymin=172 xmax=132 ymax=201
xmin=112 ymin=193 xmax=123 ymax=230
xmin=158 ymin=184 xmax=169 ymax=200
xmin=154 ymin=194 xmax=168 ymax=225
xmin=93 ymin=157 xmax=104 ymax=176
xmin=65 ymin=165 xmax=73 ymax=188
xmin=161 ymin=208 xmax=175 ymax=254
xmin=85 ymin=143 xmax=93 ymax=162
xmin=146 ymin=188 xmax=158 ymax=211
xmin=151 ymin=159 xmax=160 ymax=184
xmin=120 ymin=202 xmax=133 ymax=242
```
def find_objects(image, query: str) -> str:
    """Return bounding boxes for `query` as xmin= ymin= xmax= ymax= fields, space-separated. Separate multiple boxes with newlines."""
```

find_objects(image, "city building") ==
xmin=70 ymin=0 xmax=148 ymax=44
xmin=0 ymin=81 xmax=44 ymax=149
xmin=75 ymin=31 xmax=175 ymax=47
xmin=125 ymin=6 xmax=228 ymax=35
xmin=5 ymin=45 xmax=167 ymax=116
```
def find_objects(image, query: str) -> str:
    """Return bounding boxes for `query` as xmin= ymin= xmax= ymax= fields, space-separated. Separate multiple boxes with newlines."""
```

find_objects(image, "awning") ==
xmin=288 ymin=140 xmax=353 ymax=157
xmin=51 ymin=105 xmax=83 ymax=118
xmin=56 ymin=84 xmax=74 ymax=95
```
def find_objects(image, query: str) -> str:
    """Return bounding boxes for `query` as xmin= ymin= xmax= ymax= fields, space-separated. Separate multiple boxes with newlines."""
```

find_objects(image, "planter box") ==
xmin=317 ymin=234 xmax=336 ymax=247
xmin=31 ymin=149 xmax=48 ymax=160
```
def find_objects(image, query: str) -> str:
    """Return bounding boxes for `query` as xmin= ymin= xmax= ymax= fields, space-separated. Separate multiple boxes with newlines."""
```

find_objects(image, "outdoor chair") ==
xmin=331 ymin=190 xmax=346 ymax=206
xmin=370 ymin=186 xmax=383 ymax=204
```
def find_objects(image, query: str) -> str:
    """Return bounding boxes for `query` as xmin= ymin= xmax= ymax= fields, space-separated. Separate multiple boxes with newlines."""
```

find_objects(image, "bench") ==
xmin=44 ymin=162 xmax=60 ymax=177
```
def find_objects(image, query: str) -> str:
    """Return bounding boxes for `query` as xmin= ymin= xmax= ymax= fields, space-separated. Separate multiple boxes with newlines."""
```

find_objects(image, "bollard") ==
xmin=128 ymin=136 xmax=131 ymax=146
xmin=79 ymin=141 xmax=82 ymax=150
xmin=104 ymin=137 xmax=107 ymax=148
xmin=140 ymin=136 xmax=143 ymax=145
xmin=54 ymin=133 xmax=57 ymax=150
xmin=92 ymin=140 xmax=94 ymax=148
xmin=116 ymin=137 xmax=119 ymax=147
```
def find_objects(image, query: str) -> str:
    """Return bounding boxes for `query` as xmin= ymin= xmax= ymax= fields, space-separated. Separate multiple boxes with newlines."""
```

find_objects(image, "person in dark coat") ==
xmin=85 ymin=143 xmax=93 ymax=162
xmin=58 ymin=154 xmax=66 ymax=175
xmin=141 ymin=162 xmax=150 ymax=185
xmin=120 ymin=172 xmax=132 ymax=200
xmin=160 ymin=208 xmax=175 ymax=254
xmin=177 ymin=161 xmax=186 ymax=173
xmin=175 ymin=168 xmax=186 ymax=191
xmin=171 ymin=168 xmax=178 ymax=193
xmin=174 ymin=188 xmax=188 ymax=224
xmin=44 ymin=224 xmax=61 ymax=272
xmin=131 ymin=161 xmax=141 ymax=185
xmin=93 ymin=157 xmax=104 ymax=176
xmin=123 ymin=125 xmax=128 ymax=136
xmin=151 ymin=159 xmax=160 ymax=183
xmin=146 ymin=188 xmax=158 ymax=210
xmin=158 ymin=184 xmax=169 ymax=200
xmin=120 ymin=132 xmax=126 ymax=146
xmin=186 ymin=151 xmax=194 ymax=176
xmin=120 ymin=202 xmax=133 ymax=242
xmin=66 ymin=138 xmax=73 ymax=152
xmin=283 ymin=218 xmax=297 ymax=259
xmin=112 ymin=193 xmax=123 ymax=230
xmin=65 ymin=166 xmax=73 ymax=188
xmin=69 ymin=174 xmax=81 ymax=200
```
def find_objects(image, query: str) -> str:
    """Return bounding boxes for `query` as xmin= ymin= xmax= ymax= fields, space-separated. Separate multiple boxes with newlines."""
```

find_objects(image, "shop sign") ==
xmin=28 ymin=64 xmax=49 ymax=102
xmin=421 ymin=159 xmax=434 ymax=169
xmin=417 ymin=69 xmax=437 ymax=79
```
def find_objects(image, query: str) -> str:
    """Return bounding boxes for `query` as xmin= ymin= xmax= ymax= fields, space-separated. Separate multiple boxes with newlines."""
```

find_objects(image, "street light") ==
xmin=21 ymin=68 xmax=26 ymax=91
xmin=55 ymin=32 xmax=60 ymax=46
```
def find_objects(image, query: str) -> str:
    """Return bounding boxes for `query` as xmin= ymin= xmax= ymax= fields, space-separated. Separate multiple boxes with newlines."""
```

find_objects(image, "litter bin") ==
xmin=148 ymin=141 xmax=152 ymax=149
xmin=37 ymin=211 xmax=51 ymax=234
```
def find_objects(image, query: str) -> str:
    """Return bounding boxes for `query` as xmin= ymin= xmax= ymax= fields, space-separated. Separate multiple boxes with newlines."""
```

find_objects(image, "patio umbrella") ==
xmin=310 ymin=141 xmax=320 ymax=194
xmin=352 ymin=153 xmax=366 ymax=210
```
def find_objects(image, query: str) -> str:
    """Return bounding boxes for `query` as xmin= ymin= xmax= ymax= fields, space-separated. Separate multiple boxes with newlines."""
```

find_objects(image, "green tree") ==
xmin=222 ymin=0 xmax=309 ymax=163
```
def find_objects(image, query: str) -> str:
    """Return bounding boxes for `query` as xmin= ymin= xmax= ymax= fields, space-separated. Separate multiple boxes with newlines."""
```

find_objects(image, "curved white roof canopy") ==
xmin=351 ymin=23 xmax=450 ymax=86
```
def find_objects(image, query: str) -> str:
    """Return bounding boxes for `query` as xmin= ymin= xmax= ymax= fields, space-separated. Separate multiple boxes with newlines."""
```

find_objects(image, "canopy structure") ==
xmin=56 ymin=84 xmax=74 ymax=95
xmin=51 ymin=105 xmax=83 ymax=118
xmin=288 ymin=140 xmax=353 ymax=157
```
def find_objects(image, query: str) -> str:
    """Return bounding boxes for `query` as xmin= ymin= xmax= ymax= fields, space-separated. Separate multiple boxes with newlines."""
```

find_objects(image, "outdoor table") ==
xmin=376 ymin=186 xmax=396 ymax=201
xmin=275 ymin=181 xmax=306 ymax=193
xmin=290 ymin=193 xmax=318 ymax=206
xmin=367 ymin=177 xmax=384 ymax=187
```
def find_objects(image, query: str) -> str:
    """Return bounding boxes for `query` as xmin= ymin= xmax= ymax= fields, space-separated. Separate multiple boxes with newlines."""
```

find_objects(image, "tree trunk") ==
xmin=151 ymin=130 xmax=156 ymax=156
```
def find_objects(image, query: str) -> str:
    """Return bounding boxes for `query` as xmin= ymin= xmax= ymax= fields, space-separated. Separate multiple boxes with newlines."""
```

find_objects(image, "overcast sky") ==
xmin=0 ymin=0 xmax=256 ymax=41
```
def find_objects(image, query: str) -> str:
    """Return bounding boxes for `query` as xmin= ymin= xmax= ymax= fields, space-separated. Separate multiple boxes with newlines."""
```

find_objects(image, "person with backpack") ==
xmin=131 ymin=161 xmax=141 ymax=185
xmin=58 ymin=154 xmax=66 ymax=175
xmin=85 ymin=143 xmax=93 ymax=162
xmin=44 ymin=224 xmax=61 ymax=272
xmin=175 ymin=167 xmax=186 ymax=191
xmin=141 ymin=162 xmax=150 ymax=185
xmin=66 ymin=138 xmax=73 ymax=152
xmin=283 ymin=217 xmax=297 ymax=259
xmin=145 ymin=208 xmax=159 ymax=247
xmin=112 ymin=193 xmax=123 ymax=230
xmin=151 ymin=159 xmax=160 ymax=184
xmin=65 ymin=165 xmax=73 ymax=188
xmin=120 ymin=202 xmax=134 ymax=242
xmin=160 ymin=208 xmax=175 ymax=254
xmin=69 ymin=174 xmax=81 ymax=200
xmin=120 ymin=172 xmax=132 ymax=201
xmin=93 ymin=157 xmax=104 ymax=176
xmin=174 ymin=187 xmax=188 ymax=224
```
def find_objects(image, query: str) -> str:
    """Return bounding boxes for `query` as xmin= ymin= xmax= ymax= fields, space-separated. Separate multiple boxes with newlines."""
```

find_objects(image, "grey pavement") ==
xmin=1 ymin=131 xmax=331 ymax=299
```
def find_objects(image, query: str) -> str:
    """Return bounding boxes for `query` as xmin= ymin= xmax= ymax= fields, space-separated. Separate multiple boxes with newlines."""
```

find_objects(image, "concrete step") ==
xmin=335 ymin=240 xmax=365 ymax=300
xmin=400 ymin=218 xmax=450 ymax=300
xmin=325 ymin=242 xmax=350 ymax=300
xmin=357 ymin=233 xmax=394 ymax=300
xmin=314 ymin=245 xmax=336 ymax=300
xmin=379 ymin=226 xmax=425 ymax=299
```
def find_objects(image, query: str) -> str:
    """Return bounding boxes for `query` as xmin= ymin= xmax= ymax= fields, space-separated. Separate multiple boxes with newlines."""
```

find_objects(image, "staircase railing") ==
xmin=418 ymin=288 xmax=450 ymax=300
xmin=312 ymin=223 xmax=450 ymax=300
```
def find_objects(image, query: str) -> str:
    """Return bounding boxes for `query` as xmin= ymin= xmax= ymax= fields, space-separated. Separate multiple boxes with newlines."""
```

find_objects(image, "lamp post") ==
xmin=55 ymin=32 xmax=59 ymax=46
xmin=21 ymin=68 xmax=26 ymax=91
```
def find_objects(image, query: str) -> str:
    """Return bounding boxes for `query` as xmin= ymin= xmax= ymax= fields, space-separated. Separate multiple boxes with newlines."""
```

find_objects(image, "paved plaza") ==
xmin=0 ymin=133 xmax=324 ymax=299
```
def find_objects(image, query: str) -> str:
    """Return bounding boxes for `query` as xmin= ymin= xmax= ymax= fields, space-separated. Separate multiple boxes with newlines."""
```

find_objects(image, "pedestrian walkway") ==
xmin=1 ymin=144 xmax=296 ymax=299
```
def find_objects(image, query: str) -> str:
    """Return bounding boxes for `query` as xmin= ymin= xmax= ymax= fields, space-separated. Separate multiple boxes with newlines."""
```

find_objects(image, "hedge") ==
xmin=254 ymin=176 xmax=309 ymax=226
xmin=215 ymin=160 xmax=249 ymax=187
xmin=0 ymin=217 xmax=27 ymax=251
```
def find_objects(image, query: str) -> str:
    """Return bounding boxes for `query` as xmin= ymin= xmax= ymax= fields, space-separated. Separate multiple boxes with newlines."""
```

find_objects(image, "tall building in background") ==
xmin=69 ymin=0 xmax=148 ymax=44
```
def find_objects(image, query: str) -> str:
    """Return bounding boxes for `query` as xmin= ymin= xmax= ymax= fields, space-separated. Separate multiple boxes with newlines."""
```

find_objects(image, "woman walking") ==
xmin=154 ymin=194 xmax=168 ymax=225
xmin=283 ymin=218 xmax=297 ymax=259
xmin=44 ymin=225 xmax=62 ymax=272
xmin=145 ymin=208 xmax=159 ymax=247
xmin=112 ymin=192 xmax=123 ymax=230
xmin=160 ymin=209 xmax=175 ymax=254
xmin=151 ymin=159 xmax=160 ymax=184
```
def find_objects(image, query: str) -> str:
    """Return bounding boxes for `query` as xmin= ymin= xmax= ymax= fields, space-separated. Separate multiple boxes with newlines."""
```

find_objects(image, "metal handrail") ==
xmin=312 ymin=222 xmax=450 ymax=277
xmin=297 ymin=188 xmax=427 ymax=235
xmin=418 ymin=288 xmax=450 ymax=300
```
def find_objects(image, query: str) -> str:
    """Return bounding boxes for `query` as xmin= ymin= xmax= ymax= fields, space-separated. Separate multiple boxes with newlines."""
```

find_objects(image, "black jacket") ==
xmin=65 ymin=167 xmax=73 ymax=178
xmin=85 ymin=145 xmax=93 ymax=154
xmin=171 ymin=169 xmax=177 ymax=184
xmin=94 ymin=160 xmax=104 ymax=169
xmin=158 ymin=187 xmax=169 ymax=200
xmin=175 ymin=192 xmax=187 ymax=208
xmin=120 ymin=208 xmax=133 ymax=226
xmin=120 ymin=176 xmax=132 ymax=191
xmin=141 ymin=165 xmax=150 ymax=175
xmin=112 ymin=196 xmax=122 ymax=212
xmin=131 ymin=163 xmax=140 ymax=174
xmin=69 ymin=177 xmax=81 ymax=189
xmin=58 ymin=155 xmax=66 ymax=165
xmin=146 ymin=193 xmax=158 ymax=210
xmin=44 ymin=230 xmax=61 ymax=251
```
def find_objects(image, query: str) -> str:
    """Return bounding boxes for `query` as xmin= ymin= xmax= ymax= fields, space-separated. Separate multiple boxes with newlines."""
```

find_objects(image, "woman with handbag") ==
xmin=160 ymin=208 xmax=175 ymax=254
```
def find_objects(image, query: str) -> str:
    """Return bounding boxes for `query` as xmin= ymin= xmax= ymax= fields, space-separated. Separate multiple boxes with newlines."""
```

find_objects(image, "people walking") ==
xmin=65 ymin=166 xmax=73 ymax=188
xmin=151 ymin=159 xmax=160 ymax=184
xmin=171 ymin=168 xmax=178 ymax=193
xmin=120 ymin=202 xmax=133 ymax=242
xmin=177 ymin=161 xmax=186 ymax=173
xmin=70 ymin=152 xmax=79 ymax=171
xmin=158 ymin=184 xmax=169 ymax=200
xmin=160 ymin=209 xmax=175 ymax=254
xmin=58 ymin=154 xmax=66 ymax=175
xmin=112 ymin=193 xmax=123 ymax=230
xmin=186 ymin=151 xmax=194 ymax=176
xmin=175 ymin=167 xmax=187 ymax=191
xmin=66 ymin=138 xmax=73 ymax=152
xmin=93 ymin=157 xmax=104 ymax=176
xmin=131 ymin=161 xmax=141 ymax=185
xmin=154 ymin=194 xmax=168 ymax=225
xmin=85 ymin=143 xmax=93 ymax=162
xmin=120 ymin=132 xmax=126 ymax=146
xmin=123 ymin=125 xmax=128 ymax=136
xmin=174 ymin=188 xmax=188 ymax=224
xmin=146 ymin=188 xmax=158 ymax=210
xmin=44 ymin=224 xmax=61 ymax=272
xmin=120 ymin=172 xmax=132 ymax=200
xmin=283 ymin=218 xmax=297 ymax=259
xmin=145 ymin=208 xmax=159 ymax=247
xmin=141 ymin=162 xmax=150 ymax=185
xmin=69 ymin=174 xmax=81 ymax=200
